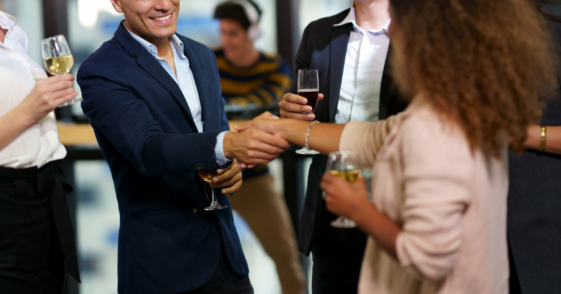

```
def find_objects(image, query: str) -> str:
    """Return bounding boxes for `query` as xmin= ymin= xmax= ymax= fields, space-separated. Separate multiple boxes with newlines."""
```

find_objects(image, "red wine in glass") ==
xmin=298 ymin=89 xmax=319 ymax=114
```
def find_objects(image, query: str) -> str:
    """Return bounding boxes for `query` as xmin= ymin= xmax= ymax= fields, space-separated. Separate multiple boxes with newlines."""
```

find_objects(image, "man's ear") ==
xmin=109 ymin=0 xmax=124 ymax=13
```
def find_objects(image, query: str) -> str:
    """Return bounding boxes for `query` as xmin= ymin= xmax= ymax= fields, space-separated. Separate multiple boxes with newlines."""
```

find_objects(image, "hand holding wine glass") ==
xmin=323 ymin=151 xmax=363 ymax=228
xmin=15 ymin=74 xmax=77 ymax=124
xmin=40 ymin=34 xmax=82 ymax=107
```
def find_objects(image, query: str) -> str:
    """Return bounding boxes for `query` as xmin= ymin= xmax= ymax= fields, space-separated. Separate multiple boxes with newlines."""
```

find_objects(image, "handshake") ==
xmin=223 ymin=92 xmax=324 ymax=166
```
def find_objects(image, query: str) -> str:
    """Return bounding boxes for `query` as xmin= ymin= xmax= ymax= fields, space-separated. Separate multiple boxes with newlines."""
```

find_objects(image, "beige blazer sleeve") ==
xmin=395 ymin=114 xmax=473 ymax=281
xmin=339 ymin=113 xmax=403 ymax=169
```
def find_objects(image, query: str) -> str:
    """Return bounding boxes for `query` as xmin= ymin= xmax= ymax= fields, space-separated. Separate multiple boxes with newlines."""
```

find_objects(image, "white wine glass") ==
xmin=295 ymin=69 xmax=320 ymax=155
xmin=198 ymin=170 xmax=228 ymax=211
xmin=326 ymin=151 xmax=359 ymax=228
xmin=41 ymin=34 xmax=82 ymax=107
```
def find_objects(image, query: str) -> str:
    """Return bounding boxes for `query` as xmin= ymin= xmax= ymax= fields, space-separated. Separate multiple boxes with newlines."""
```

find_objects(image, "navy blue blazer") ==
xmin=77 ymin=22 xmax=248 ymax=294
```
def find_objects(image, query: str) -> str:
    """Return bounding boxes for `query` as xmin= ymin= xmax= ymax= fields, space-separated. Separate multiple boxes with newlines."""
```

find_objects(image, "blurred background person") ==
xmin=213 ymin=1 xmax=305 ymax=294
xmin=237 ymin=0 xmax=556 ymax=292
xmin=0 ymin=4 xmax=80 ymax=293
xmin=508 ymin=1 xmax=561 ymax=293
xmin=277 ymin=0 xmax=408 ymax=292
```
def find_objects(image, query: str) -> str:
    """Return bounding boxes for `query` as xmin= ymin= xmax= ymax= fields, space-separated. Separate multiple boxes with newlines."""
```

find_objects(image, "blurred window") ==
xmin=299 ymin=0 xmax=353 ymax=35
xmin=1 ymin=0 xmax=45 ymax=64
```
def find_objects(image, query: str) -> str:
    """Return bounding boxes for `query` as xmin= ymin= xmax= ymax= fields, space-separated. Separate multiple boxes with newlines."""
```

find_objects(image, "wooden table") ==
xmin=57 ymin=121 xmax=250 ymax=146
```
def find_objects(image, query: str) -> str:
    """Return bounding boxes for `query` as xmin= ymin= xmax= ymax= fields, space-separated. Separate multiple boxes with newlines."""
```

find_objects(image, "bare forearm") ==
xmin=352 ymin=203 xmax=401 ymax=259
xmin=279 ymin=119 xmax=346 ymax=155
xmin=525 ymin=125 xmax=561 ymax=155
xmin=0 ymin=107 xmax=35 ymax=151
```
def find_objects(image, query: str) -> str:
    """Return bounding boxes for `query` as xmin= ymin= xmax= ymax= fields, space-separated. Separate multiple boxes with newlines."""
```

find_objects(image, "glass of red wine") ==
xmin=296 ymin=69 xmax=320 ymax=155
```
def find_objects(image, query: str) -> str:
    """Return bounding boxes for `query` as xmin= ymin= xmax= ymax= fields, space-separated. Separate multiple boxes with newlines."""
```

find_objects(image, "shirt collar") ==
xmin=334 ymin=5 xmax=391 ymax=34
xmin=125 ymin=24 xmax=186 ymax=60
xmin=0 ymin=10 xmax=14 ymax=33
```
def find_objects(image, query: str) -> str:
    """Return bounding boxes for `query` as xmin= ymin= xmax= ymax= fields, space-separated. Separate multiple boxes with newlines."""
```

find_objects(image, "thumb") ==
xmin=318 ymin=93 xmax=325 ymax=101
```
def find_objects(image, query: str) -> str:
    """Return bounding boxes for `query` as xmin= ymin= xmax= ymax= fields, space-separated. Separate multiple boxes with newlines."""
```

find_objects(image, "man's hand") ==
xmin=210 ymin=160 xmax=242 ymax=195
xmin=224 ymin=128 xmax=290 ymax=165
xmin=279 ymin=93 xmax=324 ymax=120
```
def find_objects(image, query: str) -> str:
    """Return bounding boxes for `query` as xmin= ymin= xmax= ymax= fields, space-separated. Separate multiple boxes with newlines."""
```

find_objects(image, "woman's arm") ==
xmin=236 ymin=114 xmax=403 ymax=167
xmin=524 ymin=125 xmax=561 ymax=155
xmin=0 ymin=74 xmax=77 ymax=151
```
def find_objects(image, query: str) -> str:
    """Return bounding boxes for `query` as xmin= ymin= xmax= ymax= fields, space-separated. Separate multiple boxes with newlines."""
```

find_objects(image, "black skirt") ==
xmin=0 ymin=159 xmax=80 ymax=293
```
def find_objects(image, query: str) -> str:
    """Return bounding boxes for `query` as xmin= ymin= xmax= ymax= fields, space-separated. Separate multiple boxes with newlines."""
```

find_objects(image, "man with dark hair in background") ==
xmin=213 ymin=1 xmax=306 ymax=294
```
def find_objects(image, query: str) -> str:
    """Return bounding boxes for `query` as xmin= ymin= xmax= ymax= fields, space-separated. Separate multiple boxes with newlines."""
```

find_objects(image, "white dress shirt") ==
xmin=126 ymin=28 xmax=229 ymax=165
xmin=333 ymin=6 xmax=391 ymax=186
xmin=0 ymin=11 xmax=67 ymax=168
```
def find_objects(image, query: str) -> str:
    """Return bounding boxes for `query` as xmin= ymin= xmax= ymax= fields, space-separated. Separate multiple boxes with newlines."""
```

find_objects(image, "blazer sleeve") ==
xmin=338 ymin=114 xmax=403 ymax=168
xmin=79 ymin=61 xmax=225 ymax=177
xmin=395 ymin=115 xmax=473 ymax=281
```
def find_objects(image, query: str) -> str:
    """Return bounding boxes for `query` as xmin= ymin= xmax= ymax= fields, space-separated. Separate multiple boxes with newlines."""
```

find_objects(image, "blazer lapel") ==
xmin=114 ymin=22 xmax=198 ymax=131
xmin=328 ymin=24 xmax=352 ymax=123
xmin=135 ymin=50 xmax=198 ymax=132
xmin=379 ymin=44 xmax=393 ymax=120
xmin=180 ymin=39 xmax=215 ymax=132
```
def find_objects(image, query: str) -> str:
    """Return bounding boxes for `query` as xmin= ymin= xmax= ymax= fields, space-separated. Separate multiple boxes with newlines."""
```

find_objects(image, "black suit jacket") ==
xmin=507 ymin=20 xmax=561 ymax=294
xmin=291 ymin=10 xmax=408 ymax=256
xmin=77 ymin=22 xmax=248 ymax=294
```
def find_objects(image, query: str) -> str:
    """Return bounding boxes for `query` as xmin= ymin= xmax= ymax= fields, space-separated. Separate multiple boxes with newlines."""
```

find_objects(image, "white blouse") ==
xmin=0 ymin=11 xmax=66 ymax=168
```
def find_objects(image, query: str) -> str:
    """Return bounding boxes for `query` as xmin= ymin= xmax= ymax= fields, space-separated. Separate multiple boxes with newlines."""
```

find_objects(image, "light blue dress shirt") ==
xmin=126 ymin=29 xmax=229 ymax=165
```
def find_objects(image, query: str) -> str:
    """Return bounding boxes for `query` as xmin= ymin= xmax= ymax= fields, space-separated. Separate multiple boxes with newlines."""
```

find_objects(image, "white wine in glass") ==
xmin=326 ymin=151 xmax=359 ymax=229
xmin=41 ymin=34 xmax=82 ymax=107
xmin=198 ymin=170 xmax=228 ymax=211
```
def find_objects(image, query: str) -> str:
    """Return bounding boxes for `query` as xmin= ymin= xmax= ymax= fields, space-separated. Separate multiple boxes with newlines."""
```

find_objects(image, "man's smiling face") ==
xmin=110 ymin=0 xmax=179 ymax=43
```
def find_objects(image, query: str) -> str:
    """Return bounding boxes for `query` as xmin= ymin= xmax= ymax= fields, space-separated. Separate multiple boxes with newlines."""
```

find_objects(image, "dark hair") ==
xmin=214 ymin=0 xmax=262 ymax=30
xmin=390 ymin=0 xmax=557 ymax=157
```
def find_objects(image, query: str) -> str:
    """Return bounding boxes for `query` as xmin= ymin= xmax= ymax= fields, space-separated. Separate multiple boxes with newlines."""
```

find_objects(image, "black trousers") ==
xmin=177 ymin=245 xmax=253 ymax=294
xmin=311 ymin=203 xmax=367 ymax=294
xmin=0 ymin=160 xmax=79 ymax=293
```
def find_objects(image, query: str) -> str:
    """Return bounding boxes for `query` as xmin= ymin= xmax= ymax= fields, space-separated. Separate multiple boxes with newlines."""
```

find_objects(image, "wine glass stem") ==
xmin=211 ymin=187 xmax=217 ymax=205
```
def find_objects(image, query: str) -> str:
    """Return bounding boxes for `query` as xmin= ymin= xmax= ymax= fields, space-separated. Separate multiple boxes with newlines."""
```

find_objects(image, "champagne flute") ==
xmin=295 ymin=69 xmax=320 ymax=155
xmin=41 ymin=34 xmax=82 ymax=107
xmin=326 ymin=151 xmax=359 ymax=228
xmin=198 ymin=170 xmax=228 ymax=211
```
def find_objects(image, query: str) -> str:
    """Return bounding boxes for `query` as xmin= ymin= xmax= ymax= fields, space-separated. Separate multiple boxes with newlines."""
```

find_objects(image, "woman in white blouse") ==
xmin=0 ymin=5 xmax=80 ymax=293
xmin=236 ymin=0 xmax=555 ymax=293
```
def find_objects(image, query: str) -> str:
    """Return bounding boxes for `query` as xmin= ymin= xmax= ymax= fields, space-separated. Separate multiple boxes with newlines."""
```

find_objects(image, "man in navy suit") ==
xmin=77 ymin=0 xmax=289 ymax=293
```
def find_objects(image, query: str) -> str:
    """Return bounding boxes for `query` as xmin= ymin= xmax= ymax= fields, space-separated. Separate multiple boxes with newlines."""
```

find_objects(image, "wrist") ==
xmin=12 ymin=105 xmax=36 ymax=130
xmin=223 ymin=132 xmax=234 ymax=159
xmin=351 ymin=199 xmax=376 ymax=225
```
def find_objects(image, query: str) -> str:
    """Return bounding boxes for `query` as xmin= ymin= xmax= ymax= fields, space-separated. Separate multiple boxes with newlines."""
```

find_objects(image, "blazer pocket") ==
xmin=131 ymin=205 xmax=180 ymax=219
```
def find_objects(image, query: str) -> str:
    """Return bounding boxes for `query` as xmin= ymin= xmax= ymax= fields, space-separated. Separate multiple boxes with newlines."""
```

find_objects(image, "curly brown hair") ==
xmin=390 ymin=0 xmax=557 ymax=157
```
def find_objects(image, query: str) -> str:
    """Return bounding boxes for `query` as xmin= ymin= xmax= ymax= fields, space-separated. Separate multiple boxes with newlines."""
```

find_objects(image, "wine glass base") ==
xmin=58 ymin=98 xmax=83 ymax=108
xmin=203 ymin=203 xmax=228 ymax=211
xmin=296 ymin=147 xmax=320 ymax=155
xmin=331 ymin=217 xmax=356 ymax=229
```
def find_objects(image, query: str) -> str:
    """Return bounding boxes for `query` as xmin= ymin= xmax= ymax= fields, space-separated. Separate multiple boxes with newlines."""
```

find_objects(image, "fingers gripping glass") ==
xmin=295 ymin=69 xmax=320 ymax=155
xmin=40 ymin=35 xmax=82 ymax=107
xmin=325 ymin=151 xmax=359 ymax=229
xmin=198 ymin=170 xmax=228 ymax=211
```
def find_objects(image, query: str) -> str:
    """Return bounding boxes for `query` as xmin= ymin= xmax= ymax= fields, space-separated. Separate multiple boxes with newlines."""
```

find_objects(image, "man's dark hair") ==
xmin=214 ymin=0 xmax=262 ymax=30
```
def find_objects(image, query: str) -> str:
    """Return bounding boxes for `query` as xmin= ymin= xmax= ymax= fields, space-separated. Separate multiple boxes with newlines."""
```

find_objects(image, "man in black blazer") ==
xmin=77 ymin=0 xmax=289 ymax=293
xmin=279 ymin=1 xmax=407 ymax=293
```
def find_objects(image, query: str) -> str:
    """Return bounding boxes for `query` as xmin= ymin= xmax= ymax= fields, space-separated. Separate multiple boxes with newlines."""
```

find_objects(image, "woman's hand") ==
xmin=16 ymin=74 xmax=77 ymax=125
xmin=320 ymin=174 xmax=371 ymax=219
xmin=235 ymin=111 xmax=285 ymax=137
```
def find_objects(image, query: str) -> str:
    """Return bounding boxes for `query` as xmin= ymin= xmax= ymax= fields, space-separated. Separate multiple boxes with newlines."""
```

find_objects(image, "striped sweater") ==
xmin=214 ymin=49 xmax=292 ymax=113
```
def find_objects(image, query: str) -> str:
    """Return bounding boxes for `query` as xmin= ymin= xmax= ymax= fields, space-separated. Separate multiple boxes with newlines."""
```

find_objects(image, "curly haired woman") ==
xmin=235 ymin=0 xmax=556 ymax=293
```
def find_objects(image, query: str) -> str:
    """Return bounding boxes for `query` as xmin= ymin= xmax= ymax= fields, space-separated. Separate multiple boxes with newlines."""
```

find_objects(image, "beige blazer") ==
xmin=340 ymin=98 xmax=509 ymax=294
